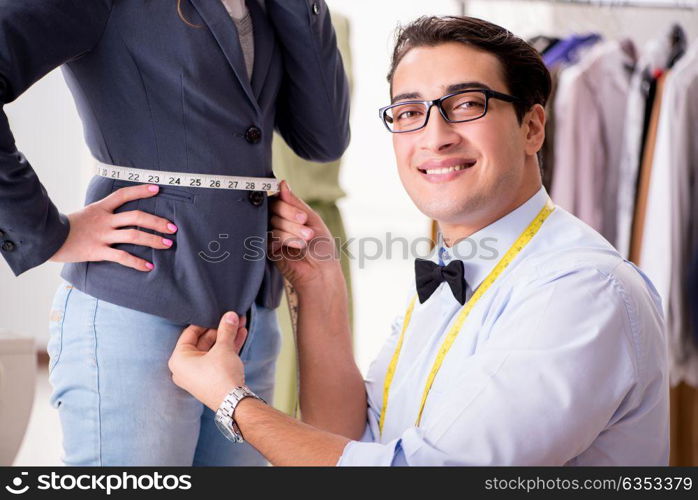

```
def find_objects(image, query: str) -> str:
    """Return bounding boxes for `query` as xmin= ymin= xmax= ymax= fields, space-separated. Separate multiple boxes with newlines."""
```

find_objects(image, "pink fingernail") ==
xmin=148 ymin=185 xmax=159 ymax=193
xmin=167 ymin=223 xmax=178 ymax=232
xmin=145 ymin=262 xmax=154 ymax=270
xmin=296 ymin=213 xmax=306 ymax=223
xmin=162 ymin=238 xmax=173 ymax=247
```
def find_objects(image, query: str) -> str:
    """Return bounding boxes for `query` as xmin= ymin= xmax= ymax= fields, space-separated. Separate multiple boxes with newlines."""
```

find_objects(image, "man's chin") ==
xmin=416 ymin=204 xmax=470 ymax=226
xmin=415 ymin=192 xmax=472 ymax=216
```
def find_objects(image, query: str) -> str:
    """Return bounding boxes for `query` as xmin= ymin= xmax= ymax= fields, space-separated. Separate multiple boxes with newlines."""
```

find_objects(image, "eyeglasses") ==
xmin=379 ymin=89 xmax=521 ymax=133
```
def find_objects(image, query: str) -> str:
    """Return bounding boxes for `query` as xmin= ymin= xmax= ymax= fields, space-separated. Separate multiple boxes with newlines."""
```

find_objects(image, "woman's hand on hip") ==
xmin=48 ymin=184 xmax=178 ymax=272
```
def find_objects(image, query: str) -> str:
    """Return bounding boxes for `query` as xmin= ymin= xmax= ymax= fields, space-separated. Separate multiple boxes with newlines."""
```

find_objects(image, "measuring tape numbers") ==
xmin=94 ymin=161 xmax=280 ymax=194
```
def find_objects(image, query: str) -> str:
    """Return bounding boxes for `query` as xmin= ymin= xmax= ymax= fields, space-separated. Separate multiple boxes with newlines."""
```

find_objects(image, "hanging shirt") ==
xmin=543 ymin=33 xmax=601 ymax=67
xmin=640 ymin=38 xmax=698 ymax=387
xmin=337 ymin=187 xmax=668 ymax=466
xmin=616 ymin=25 xmax=686 ymax=257
xmin=629 ymin=72 xmax=668 ymax=264
xmin=551 ymin=40 xmax=635 ymax=244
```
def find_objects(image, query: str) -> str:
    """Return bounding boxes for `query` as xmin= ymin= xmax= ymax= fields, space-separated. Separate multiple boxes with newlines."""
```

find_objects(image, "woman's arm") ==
xmin=0 ymin=0 xmax=113 ymax=275
xmin=265 ymin=0 xmax=351 ymax=162
xmin=0 ymin=0 xmax=180 ymax=275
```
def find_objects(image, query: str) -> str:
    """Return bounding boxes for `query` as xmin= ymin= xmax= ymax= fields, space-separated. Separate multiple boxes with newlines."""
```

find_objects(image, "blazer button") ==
xmin=248 ymin=191 xmax=265 ymax=207
xmin=245 ymin=126 xmax=262 ymax=144
xmin=2 ymin=240 xmax=16 ymax=252
xmin=312 ymin=2 xmax=320 ymax=15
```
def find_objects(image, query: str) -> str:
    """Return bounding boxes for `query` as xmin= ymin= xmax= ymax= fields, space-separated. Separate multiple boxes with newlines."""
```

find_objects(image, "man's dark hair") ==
xmin=387 ymin=16 xmax=552 ymax=125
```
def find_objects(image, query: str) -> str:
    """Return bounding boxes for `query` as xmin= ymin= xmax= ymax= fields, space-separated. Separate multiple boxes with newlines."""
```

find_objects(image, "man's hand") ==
xmin=268 ymin=180 xmax=343 ymax=290
xmin=168 ymin=312 xmax=248 ymax=412
xmin=49 ymin=184 xmax=178 ymax=272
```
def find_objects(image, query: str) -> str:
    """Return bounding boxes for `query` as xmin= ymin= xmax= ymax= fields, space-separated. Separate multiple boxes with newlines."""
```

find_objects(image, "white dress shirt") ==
xmin=337 ymin=187 xmax=669 ymax=466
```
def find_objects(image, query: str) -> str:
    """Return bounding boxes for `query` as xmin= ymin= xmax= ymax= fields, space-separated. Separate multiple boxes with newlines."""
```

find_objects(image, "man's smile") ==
xmin=417 ymin=157 xmax=477 ymax=183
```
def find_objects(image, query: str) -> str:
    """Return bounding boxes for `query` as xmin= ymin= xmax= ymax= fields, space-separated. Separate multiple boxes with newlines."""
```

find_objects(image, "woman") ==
xmin=0 ymin=0 xmax=349 ymax=465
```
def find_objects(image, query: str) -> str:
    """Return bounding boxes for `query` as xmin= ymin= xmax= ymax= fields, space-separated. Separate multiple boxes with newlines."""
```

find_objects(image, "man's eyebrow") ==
xmin=391 ymin=92 xmax=421 ymax=104
xmin=445 ymin=81 xmax=493 ymax=93
xmin=391 ymin=81 xmax=494 ymax=104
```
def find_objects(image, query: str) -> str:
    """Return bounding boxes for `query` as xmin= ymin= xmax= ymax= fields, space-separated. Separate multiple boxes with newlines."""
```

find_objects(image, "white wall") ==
xmin=0 ymin=69 xmax=90 ymax=349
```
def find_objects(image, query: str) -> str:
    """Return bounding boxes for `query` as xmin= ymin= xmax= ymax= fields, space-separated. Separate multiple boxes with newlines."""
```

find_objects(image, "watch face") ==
xmin=215 ymin=414 xmax=242 ymax=443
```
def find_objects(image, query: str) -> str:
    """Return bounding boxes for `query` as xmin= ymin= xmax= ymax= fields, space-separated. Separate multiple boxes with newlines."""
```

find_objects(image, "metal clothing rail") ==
xmin=456 ymin=0 xmax=698 ymax=12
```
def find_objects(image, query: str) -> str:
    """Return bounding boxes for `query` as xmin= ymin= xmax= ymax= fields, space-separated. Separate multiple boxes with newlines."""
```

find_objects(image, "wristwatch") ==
xmin=214 ymin=385 xmax=265 ymax=443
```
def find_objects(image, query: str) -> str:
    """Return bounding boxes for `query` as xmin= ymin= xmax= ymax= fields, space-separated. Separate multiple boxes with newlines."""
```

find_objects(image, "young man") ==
xmin=168 ymin=16 xmax=668 ymax=466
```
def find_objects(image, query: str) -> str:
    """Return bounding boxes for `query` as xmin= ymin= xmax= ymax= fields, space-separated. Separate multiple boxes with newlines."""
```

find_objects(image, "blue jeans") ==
xmin=47 ymin=280 xmax=281 ymax=466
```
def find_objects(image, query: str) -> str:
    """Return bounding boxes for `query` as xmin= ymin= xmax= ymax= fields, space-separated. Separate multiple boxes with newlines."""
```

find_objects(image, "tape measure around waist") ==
xmin=94 ymin=161 xmax=280 ymax=194
xmin=378 ymin=198 xmax=556 ymax=436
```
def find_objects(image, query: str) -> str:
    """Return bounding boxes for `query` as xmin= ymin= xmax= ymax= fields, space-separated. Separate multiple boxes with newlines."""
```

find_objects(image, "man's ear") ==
xmin=522 ymin=104 xmax=546 ymax=156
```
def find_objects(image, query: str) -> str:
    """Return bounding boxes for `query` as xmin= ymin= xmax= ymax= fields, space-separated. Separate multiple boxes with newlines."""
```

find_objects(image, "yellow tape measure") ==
xmin=378 ymin=199 xmax=556 ymax=436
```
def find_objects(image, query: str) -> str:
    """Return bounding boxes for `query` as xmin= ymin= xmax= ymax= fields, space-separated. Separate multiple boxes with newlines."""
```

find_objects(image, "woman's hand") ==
xmin=49 ymin=184 xmax=178 ymax=272
xmin=268 ymin=180 xmax=342 ymax=291
xmin=168 ymin=312 xmax=248 ymax=412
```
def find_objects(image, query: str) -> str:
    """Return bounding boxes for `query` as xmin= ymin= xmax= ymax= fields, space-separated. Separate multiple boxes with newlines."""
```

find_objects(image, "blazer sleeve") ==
xmin=266 ymin=0 xmax=351 ymax=163
xmin=0 ymin=0 xmax=113 ymax=276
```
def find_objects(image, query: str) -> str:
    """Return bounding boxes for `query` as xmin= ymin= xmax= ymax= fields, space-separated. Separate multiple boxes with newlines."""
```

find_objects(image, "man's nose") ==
xmin=420 ymin=105 xmax=462 ymax=152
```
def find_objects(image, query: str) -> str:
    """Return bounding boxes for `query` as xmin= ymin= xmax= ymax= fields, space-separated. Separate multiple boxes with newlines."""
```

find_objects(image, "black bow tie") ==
xmin=415 ymin=258 xmax=467 ymax=305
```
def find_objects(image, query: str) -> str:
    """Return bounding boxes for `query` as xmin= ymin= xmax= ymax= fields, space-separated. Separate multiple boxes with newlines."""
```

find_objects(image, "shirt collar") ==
xmin=432 ymin=186 xmax=550 ymax=293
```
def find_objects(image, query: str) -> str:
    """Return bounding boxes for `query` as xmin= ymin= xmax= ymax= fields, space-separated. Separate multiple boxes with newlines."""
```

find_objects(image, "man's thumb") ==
xmin=214 ymin=311 xmax=240 ymax=351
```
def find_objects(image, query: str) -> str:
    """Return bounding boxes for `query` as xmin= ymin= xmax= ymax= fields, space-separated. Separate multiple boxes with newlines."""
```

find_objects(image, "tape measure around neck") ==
xmin=94 ymin=161 xmax=280 ymax=194
xmin=378 ymin=199 xmax=556 ymax=436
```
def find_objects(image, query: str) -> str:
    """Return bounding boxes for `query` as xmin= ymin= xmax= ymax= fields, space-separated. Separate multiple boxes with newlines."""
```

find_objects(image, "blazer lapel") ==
xmin=189 ymin=0 xmax=260 ymax=114
xmin=246 ymin=0 xmax=275 ymax=102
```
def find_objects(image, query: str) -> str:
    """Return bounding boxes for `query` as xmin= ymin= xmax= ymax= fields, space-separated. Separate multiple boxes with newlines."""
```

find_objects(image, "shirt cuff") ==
xmin=336 ymin=437 xmax=402 ymax=466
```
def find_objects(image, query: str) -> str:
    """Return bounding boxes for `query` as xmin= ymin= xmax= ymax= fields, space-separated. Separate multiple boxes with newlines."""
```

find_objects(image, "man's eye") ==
xmin=396 ymin=110 xmax=422 ymax=121
xmin=458 ymin=100 xmax=484 ymax=109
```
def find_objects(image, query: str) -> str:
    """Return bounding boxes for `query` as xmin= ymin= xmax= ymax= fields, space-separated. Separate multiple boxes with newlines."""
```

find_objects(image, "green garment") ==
xmin=271 ymin=12 xmax=353 ymax=416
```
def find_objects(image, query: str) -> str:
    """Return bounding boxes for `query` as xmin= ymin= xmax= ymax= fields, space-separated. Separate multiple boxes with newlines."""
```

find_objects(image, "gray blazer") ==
xmin=0 ymin=0 xmax=350 ymax=327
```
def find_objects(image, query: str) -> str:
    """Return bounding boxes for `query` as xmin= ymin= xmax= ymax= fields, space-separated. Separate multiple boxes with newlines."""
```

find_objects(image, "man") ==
xmin=169 ymin=16 xmax=668 ymax=466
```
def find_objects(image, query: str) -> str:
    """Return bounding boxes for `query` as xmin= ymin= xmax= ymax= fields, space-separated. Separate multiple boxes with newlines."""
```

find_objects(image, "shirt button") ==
xmin=248 ymin=191 xmax=265 ymax=207
xmin=2 ymin=240 xmax=16 ymax=252
xmin=312 ymin=2 xmax=320 ymax=15
xmin=244 ymin=126 xmax=262 ymax=144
